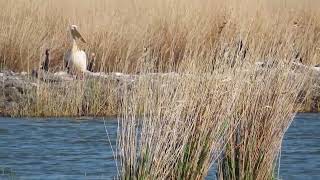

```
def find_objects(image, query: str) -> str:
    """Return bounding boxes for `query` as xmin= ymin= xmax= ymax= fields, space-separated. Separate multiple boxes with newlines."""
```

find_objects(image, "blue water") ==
xmin=280 ymin=113 xmax=320 ymax=180
xmin=0 ymin=114 xmax=319 ymax=179
xmin=0 ymin=118 xmax=119 ymax=180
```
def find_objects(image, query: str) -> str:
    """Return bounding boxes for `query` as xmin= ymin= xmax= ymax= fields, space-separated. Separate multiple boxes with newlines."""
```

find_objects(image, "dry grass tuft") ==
xmin=118 ymin=72 xmax=241 ymax=179
xmin=118 ymin=63 xmax=311 ymax=179
xmin=217 ymin=65 xmax=310 ymax=179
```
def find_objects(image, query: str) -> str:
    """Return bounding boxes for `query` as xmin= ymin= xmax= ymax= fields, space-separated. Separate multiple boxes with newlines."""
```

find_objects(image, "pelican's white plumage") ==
xmin=71 ymin=50 xmax=87 ymax=72
xmin=65 ymin=25 xmax=87 ymax=77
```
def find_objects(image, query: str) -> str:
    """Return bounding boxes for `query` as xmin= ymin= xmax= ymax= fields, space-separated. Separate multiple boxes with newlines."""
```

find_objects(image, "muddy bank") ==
xmin=0 ymin=71 xmax=114 ymax=116
xmin=0 ymin=66 xmax=319 ymax=117
xmin=0 ymin=70 xmax=176 ymax=117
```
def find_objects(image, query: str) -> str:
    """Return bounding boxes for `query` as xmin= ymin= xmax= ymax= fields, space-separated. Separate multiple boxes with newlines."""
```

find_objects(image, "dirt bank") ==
xmin=0 ymin=66 xmax=319 ymax=117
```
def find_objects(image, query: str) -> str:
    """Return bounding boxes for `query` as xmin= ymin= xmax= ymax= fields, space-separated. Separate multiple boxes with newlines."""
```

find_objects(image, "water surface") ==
xmin=0 ymin=114 xmax=319 ymax=179
xmin=280 ymin=113 xmax=320 ymax=180
xmin=0 ymin=118 xmax=118 ymax=179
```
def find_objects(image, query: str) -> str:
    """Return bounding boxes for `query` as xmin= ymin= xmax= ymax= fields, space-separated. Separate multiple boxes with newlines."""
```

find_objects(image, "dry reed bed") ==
xmin=1 ymin=0 xmax=320 ymax=73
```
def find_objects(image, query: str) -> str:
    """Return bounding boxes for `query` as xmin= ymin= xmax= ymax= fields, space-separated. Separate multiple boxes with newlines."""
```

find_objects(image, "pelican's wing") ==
xmin=73 ymin=50 xmax=87 ymax=72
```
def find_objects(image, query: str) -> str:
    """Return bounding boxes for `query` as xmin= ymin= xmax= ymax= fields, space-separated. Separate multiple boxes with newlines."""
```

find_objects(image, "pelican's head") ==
xmin=71 ymin=25 xmax=78 ymax=30
xmin=70 ymin=25 xmax=86 ymax=43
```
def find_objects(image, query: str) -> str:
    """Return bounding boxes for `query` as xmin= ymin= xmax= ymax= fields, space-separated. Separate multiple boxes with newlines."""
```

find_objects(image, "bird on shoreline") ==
xmin=41 ymin=49 xmax=50 ymax=72
xmin=87 ymin=53 xmax=96 ymax=72
xmin=64 ymin=25 xmax=88 ymax=79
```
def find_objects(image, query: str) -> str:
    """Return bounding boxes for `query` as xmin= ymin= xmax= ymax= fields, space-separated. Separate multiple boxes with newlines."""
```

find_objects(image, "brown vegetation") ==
xmin=1 ymin=0 xmax=320 ymax=72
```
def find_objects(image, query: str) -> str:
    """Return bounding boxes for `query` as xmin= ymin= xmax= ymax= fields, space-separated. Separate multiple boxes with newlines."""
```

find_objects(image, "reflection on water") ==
xmin=0 ymin=114 xmax=319 ymax=179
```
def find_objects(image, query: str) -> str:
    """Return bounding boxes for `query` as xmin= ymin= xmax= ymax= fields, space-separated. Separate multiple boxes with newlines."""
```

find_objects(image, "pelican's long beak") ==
xmin=71 ymin=26 xmax=86 ymax=43
xmin=74 ymin=29 xmax=86 ymax=43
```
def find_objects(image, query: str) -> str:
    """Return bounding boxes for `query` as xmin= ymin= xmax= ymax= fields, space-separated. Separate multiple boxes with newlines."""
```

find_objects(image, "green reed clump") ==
xmin=217 ymin=65 xmax=310 ymax=180
xmin=118 ymin=59 xmax=311 ymax=179
xmin=117 ymin=67 xmax=251 ymax=179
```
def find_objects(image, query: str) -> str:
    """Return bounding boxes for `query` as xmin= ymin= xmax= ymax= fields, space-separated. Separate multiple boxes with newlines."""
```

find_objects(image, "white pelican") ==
xmin=65 ymin=25 xmax=88 ymax=79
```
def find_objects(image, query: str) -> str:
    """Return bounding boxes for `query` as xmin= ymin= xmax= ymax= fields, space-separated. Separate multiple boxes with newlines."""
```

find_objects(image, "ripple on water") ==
xmin=0 ymin=128 xmax=9 ymax=134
